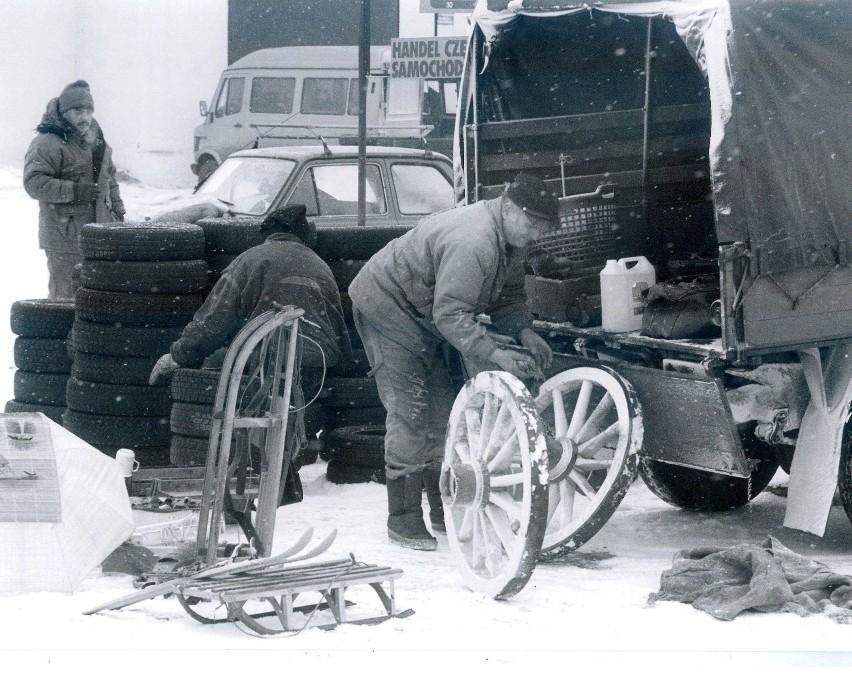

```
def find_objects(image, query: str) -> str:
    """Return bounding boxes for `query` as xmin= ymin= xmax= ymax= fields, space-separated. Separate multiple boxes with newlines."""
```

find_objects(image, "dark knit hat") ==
xmin=59 ymin=80 xmax=94 ymax=114
xmin=261 ymin=204 xmax=316 ymax=247
xmin=504 ymin=172 xmax=559 ymax=224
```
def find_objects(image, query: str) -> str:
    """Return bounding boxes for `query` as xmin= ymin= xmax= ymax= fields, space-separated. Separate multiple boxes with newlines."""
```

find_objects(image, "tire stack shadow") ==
xmin=63 ymin=222 xmax=207 ymax=468
xmin=5 ymin=299 xmax=76 ymax=424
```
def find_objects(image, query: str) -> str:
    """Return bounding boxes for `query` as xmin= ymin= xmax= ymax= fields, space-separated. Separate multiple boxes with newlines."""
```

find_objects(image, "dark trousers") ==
xmin=353 ymin=308 xmax=457 ymax=480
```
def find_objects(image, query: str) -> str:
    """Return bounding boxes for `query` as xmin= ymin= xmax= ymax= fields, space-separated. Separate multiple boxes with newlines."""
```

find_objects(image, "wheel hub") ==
xmin=440 ymin=460 xmax=489 ymax=508
xmin=545 ymin=434 xmax=577 ymax=482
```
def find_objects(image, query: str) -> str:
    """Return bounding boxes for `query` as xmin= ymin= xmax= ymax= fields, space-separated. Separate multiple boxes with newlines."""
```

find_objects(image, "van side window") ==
xmin=347 ymin=79 xmax=359 ymax=116
xmin=214 ymin=77 xmax=245 ymax=118
xmin=289 ymin=164 xmax=386 ymax=217
xmin=250 ymin=78 xmax=296 ymax=114
xmin=391 ymin=164 xmax=453 ymax=215
xmin=301 ymin=78 xmax=349 ymax=115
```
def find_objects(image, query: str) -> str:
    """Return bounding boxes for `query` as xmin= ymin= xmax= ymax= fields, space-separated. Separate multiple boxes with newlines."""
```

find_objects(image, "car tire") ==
xmin=170 ymin=401 xmax=214 ymax=437
xmin=13 ymin=371 xmax=69 ymax=406
xmin=79 ymin=259 xmax=209 ymax=294
xmin=325 ymin=405 xmax=385 ymax=431
xmin=10 ymin=299 xmax=75 ymax=338
xmin=66 ymin=377 xmax=172 ymax=416
xmin=325 ymin=424 xmax=385 ymax=469
xmin=79 ymin=222 xmax=205 ymax=261
xmin=197 ymin=217 xmax=265 ymax=255
xmin=75 ymin=288 xmax=202 ymax=327
xmin=71 ymin=352 xmax=161 ymax=386
xmin=14 ymin=337 xmax=72 ymax=373
xmin=326 ymin=457 xmax=385 ymax=485
xmin=62 ymin=409 xmax=171 ymax=449
xmin=4 ymin=400 xmax=66 ymax=425
xmin=323 ymin=377 xmax=382 ymax=408
xmin=169 ymin=434 xmax=214 ymax=466
xmin=69 ymin=320 xmax=182 ymax=357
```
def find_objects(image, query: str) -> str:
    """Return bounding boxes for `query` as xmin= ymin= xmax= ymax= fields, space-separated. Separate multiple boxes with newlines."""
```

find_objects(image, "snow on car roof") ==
xmin=229 ymin=145 xmax=449 ymax=162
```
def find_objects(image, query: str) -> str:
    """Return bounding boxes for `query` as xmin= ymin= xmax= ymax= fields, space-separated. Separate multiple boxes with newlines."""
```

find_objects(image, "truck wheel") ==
xmin=638 ymin=451 xmax=780 ymax=511
xmin=836 ymin=415 xmax=852 ymax=526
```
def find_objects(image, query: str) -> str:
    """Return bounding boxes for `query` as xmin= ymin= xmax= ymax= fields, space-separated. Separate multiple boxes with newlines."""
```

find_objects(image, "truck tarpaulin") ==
xmin=461 ymin=0 xmax=851 ymax=277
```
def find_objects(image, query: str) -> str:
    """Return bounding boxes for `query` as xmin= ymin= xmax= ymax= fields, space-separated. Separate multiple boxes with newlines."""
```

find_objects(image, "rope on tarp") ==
xmin=763 ymin=264 xmax=840 ymax=310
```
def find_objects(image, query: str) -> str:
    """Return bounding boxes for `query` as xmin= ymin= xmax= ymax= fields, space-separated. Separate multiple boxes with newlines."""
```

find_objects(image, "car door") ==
xmin=278 ymin=160 xmax=396 ymax=229
xmin=385 ymin=159 xmax=455 ymax=228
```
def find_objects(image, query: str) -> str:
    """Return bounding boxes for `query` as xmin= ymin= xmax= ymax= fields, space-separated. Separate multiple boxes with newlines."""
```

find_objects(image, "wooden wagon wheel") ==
xmin=534 ymin=365 xmax=642 ymax=560
xmin=441 ymin=371 xmax=549 ymax=599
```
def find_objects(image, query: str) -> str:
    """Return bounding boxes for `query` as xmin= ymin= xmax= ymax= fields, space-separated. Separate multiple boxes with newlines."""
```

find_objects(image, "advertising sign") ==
xmin=390 ymin=36 xmax=467 ymax=78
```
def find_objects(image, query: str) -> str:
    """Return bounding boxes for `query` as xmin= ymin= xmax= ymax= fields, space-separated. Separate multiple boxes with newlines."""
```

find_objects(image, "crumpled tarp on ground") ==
xmin=650 ymin=536 xmax=852 ymax=622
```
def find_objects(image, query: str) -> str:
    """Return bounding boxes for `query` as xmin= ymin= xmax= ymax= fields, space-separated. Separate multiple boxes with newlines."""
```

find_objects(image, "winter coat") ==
xmin=23 ymin=98 xmax=125 ymax=253
xmin=349 ymin=197 xmax=531 ymax=362
xmin=171 ymin=232 xmax=352 ymax=369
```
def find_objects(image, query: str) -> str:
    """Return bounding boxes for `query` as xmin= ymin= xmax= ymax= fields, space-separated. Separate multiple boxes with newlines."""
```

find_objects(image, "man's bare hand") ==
xmin=520 ymin=328 xmax=553 ymax=370
xmin=490 ymin=348 xmax=544 ymax=381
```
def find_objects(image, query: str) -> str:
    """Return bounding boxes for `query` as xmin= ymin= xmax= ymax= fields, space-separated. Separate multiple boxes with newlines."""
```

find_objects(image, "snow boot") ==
xmin=386 ymin=472 xmax=437 ymax=551
xmin=424 ymin=468 xmax=445 ymax=533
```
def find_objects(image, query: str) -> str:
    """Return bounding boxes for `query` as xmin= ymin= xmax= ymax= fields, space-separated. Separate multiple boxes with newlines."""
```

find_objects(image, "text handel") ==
xmin=390 ymin=37 xmax=467 ymax=78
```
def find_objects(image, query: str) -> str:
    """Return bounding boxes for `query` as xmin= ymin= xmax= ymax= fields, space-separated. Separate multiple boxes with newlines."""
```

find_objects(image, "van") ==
xmin=192 ymin=44 xmax=461 ymax=182
xmin=192 ymin=45 xmax=388 ymax=181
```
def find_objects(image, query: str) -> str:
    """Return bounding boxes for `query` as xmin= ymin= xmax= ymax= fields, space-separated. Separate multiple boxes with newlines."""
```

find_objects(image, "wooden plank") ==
xmin=474 ymin=104 xmax=708 ymax=140
xmin=742 ymin=266 xmax=852 ymax=348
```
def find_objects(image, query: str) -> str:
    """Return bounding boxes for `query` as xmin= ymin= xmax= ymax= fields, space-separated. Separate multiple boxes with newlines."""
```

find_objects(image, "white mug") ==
xmin=115 ymin=448 xmax=140 ymax=477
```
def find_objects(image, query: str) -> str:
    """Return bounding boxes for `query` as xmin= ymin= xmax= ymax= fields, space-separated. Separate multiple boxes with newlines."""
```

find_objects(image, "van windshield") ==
xmin=197 ymin=157 xmax=297 ymax=215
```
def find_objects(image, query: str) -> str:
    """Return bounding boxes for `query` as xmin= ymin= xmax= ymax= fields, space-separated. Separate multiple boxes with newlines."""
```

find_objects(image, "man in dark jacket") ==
xmin=23 ymin=80 xmax=126 ymax=298
xmin=349 ymin=172 xmax=559 ymax=551
xmin=150 ymin=205 xmax=352 ymax=383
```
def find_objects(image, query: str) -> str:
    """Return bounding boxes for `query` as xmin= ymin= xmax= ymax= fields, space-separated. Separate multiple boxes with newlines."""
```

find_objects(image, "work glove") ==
xmin=72 ymin=181 xmax=100 ymax=204
xmin=149 ymin=353 xmax=179 ymax=386
xmin=520 ymin=328 xmax=553 ymax=371
xmin=490 ymin=348 xmax=544 ymax=382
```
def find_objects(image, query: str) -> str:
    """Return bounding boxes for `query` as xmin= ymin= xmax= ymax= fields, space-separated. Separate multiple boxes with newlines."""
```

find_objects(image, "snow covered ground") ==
xmin=1 ymin=165 xmax=851 ymax=671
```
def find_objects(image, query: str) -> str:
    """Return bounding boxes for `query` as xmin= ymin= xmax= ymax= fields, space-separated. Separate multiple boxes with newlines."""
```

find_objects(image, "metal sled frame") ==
xmin=195 ymin=307 xmax=305 ymax=565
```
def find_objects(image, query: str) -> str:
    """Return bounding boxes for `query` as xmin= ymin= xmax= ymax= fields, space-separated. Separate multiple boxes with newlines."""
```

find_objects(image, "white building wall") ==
xmin=0 ymin=0 xmax=467 ymax=188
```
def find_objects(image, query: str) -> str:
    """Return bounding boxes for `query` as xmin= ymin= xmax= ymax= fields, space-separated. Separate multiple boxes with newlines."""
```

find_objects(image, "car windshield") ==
xmin=196 ymin=157 xmax=297 ymax=215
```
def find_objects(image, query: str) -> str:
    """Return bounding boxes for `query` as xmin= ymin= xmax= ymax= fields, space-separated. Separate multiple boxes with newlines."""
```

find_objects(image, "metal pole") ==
xmin=358 ymin=0 xmax=370 ymax=227
xmin=641 ymin=18 xmax=655 ymax=261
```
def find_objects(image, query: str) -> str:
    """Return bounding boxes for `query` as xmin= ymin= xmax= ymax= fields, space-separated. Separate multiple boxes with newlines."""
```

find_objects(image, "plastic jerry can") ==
xmin=599 ymin=256 xmax=656 ymax=332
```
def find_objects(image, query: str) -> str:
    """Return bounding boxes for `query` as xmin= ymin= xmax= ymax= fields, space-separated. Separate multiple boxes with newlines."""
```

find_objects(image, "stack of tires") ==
xmin=321 ymin=259 xmax=386 ymax=484
xmin=169 ymin=367 xmax=326 ymax=469
xmin=195 ymin=217 xmax=263 ymax=295
xmin=63 ymin=222 xmax=207 ymax=466
xmin=5 ymin=299 xmax=76 ymax=424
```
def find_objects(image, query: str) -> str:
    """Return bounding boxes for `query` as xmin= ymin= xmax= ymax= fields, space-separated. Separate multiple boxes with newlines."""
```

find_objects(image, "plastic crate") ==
xmin=529 ymin=197 xmax=628 ymax=270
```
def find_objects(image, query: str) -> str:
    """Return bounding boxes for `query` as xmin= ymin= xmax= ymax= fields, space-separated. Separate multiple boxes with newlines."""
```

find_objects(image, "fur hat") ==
xmin=505 ymin=172 xmax=560 ymax=224
xmin=59 ymin=80 xmax=94 ymax=114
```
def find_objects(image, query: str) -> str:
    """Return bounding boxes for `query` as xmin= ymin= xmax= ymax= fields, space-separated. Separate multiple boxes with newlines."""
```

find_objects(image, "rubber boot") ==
xmin=423 ymin=468 xmax=445 ymax=533
xmin=386 ymin=472 xmax=437 ymax=551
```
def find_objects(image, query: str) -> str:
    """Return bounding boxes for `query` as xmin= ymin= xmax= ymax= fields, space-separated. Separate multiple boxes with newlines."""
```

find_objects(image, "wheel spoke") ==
xmin=490 ymin=471 xmax=524 ymax=488
xmin=566 ymin=380 xmax=593 ymax=438
xmin=485 ymin=504 xmax=517 ymax=558
xmin=546 ymin=478 xmax=562 ymax=524
xmin=578 ymin=421 xmax=620 ymax=458
xmin=457 ymin=506 xmax=474 ymax=541
xmin=551 ymin=388 xmax=568 ymax=437
xmin=575 ymin=392 xmax=613 ymax=444
xmin=558 ymin=479 xmax=576 ymax=522
xmin=480 ymin=393 xmax=498 ymax=447
xmin=483 ymin=403 xmax=512 ymax=462
xmin=453 ymin=440 xmax=471 ymax=463
xmin=568 ymin=470 xmax=597 ymax=500
xmin=479 ymin=511 xmax=503 ymax=575
xmin=464 ymin=408 xmax=483 ymax=457
xmin=486 ymin=429 xmax=519 ymax=473
xmin=575 ymin=456 xmax=614 ymax=472
xmin=489 ymin=490 xmax=521 ymax=525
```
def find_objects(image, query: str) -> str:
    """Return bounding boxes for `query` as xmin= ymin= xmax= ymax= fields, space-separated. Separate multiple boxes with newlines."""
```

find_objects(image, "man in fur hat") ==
xmin=24 ymin=80 xmax=126 ymax=298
